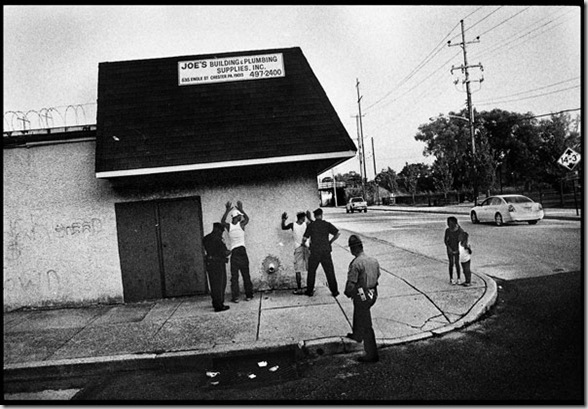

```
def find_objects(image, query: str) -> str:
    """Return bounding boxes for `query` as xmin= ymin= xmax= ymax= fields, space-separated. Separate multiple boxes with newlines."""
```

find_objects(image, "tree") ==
xmin=414 ymin=110 xmax=473 ymax=191
xmin=375 ymin=167 xmax=399 ymax=193
xmin=336 ymin=171 xmax=362 ymax=188
xmin=399 ymin=163 xmax=429 ymax=204
xmin=536 ymin=113 xmax=581 ymax=191
xmin=431 ymin=156 xmax=453 ymax=200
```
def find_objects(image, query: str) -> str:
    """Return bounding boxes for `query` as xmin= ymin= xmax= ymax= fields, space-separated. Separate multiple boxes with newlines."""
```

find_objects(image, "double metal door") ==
xmin=115 ymin=196 xmax=207 ymax=302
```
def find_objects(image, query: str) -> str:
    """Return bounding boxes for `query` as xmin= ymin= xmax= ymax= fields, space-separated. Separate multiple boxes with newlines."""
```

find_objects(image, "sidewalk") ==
xmin=4 ymin=228 xmax=498 ymax=382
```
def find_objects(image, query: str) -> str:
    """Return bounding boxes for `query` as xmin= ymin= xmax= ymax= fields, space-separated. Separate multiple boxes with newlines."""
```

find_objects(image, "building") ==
xmin=3 ymin=47 xmax=357 ymax=311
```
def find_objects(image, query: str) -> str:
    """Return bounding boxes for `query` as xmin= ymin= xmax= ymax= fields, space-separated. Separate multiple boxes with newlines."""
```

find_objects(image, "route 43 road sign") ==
xmin=557 ymin=147 xmax=581 ymax=171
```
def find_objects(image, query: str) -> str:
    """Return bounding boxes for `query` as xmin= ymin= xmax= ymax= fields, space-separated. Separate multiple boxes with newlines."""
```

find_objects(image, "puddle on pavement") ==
xmin=204 ymin=350 xmax=300 ymax=388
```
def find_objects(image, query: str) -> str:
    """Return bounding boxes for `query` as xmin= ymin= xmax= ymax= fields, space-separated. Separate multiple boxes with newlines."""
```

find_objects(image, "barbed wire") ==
xmin=3 ymin=102 xmax=97 ymax=132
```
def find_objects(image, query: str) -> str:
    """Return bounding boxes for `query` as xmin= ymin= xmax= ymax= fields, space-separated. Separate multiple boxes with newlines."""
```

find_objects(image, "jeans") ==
xmin=447 ymin=251 xmax=461 ymax=280
xmin=230 ymin=246 xmax=253 ymax=299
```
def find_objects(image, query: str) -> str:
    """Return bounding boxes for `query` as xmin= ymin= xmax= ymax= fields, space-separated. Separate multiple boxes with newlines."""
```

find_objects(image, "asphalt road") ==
xmin=327 ymin=209 xmax=581 ymax=280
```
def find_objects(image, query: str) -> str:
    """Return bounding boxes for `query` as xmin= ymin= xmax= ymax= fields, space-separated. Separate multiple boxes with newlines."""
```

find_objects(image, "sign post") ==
xmin=557 ymin=147 xmax=581 ymax=171
xmin=557 ymin=148 xmax=581 ymax=216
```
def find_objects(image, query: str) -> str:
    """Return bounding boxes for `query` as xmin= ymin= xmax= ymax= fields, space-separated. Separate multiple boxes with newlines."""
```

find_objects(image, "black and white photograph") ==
xmin=3 ymin=4 xmax=583 ymax=403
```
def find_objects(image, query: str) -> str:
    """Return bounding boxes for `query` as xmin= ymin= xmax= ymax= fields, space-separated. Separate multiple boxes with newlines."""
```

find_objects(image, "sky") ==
xmin=3 ymin=5 xmax=582 ymax=178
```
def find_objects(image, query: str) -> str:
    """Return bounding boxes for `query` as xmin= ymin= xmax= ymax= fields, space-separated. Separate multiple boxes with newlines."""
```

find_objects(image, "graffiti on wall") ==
xmin=4 ymin=215 xmax=108 ymax=307
xmin=5 ymin=216 xmax=105 ymax=262
xmin=54 ymin=218 xmax=103 ymax=238
xmin=4 ymin=268 xmax=61 ymax=294
xmin=5 ymin=216 xmax=51 ymax=262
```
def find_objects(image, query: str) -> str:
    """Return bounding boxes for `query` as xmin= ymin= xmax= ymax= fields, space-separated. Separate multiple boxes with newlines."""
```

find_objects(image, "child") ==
xmin=459 ymin=231 xmax=473 ymax=287
xmin=281 ymin=210 xmax=312 ymax=294
xmin=444 ymin=216 xmax=465 ymax=285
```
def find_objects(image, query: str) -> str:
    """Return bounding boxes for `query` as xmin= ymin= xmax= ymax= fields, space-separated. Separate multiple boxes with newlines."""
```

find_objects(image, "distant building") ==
xmin=3 ymin=47 xmax=356 ymax=311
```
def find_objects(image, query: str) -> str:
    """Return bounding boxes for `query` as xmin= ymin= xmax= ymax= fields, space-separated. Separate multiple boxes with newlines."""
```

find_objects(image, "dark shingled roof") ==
xmin=95 ymin=47 xmax=357 ymax=178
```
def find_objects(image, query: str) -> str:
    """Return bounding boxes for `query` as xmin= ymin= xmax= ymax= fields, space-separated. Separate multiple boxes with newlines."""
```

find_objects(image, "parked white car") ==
xmin=470 ymin=194 xmax=544 ymax=226
xmin=346 ymin=197 xmax=367 ymax=213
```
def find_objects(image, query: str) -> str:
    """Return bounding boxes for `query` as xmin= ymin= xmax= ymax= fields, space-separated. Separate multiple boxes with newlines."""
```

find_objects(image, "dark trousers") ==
xmin=352 ymin=289 xmax=378 ymax=358
xmin=461 ymin=260 xmax=472 ymax=283
xmin=206 ymin=260 xmax=227 ymax=310
xmin=307 ymin=250 xmax=338 ymax=294
xmin=230 ymin=246 xmax=253 ymax=299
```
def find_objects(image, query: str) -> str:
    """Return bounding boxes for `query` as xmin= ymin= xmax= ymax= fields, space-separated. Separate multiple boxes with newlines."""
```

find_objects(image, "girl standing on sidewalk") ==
xmin=444 ymin=216 xmax=465 ymax=285
xmin=459 ymin=231 xmax=473 ymax=286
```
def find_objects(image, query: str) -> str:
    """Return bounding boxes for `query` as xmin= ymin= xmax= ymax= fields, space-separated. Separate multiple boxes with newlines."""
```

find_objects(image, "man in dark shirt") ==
xmin=344 ymin=235 xmax=380 ymax=363
xmin=302 ymin=208 xmax=340 ymax=297
xmin=203 ymin=223 xmax=230 ymax=312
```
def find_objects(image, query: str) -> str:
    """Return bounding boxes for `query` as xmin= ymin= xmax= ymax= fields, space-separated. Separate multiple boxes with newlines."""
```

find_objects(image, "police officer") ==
xmin=344 ymin=235 xmax=380 ymax=362
xmin=203 ymin=223 xmax=231 ymax=312
xmin=302 ymin=208 xmax=341 ymax=297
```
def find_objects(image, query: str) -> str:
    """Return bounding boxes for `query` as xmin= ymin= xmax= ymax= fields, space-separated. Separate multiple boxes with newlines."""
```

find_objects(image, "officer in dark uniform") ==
xmin=203 ymin=223 xmax=231 ymax=312
xmin=344 ymin=235 xmax=380 ymax=362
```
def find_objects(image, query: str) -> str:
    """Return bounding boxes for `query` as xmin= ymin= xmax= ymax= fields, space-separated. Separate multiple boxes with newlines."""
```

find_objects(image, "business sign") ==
xmin=557 ymin=147 xmax=581 ymax=171
xmin=178 ymin=53 xmax=285 ymax=86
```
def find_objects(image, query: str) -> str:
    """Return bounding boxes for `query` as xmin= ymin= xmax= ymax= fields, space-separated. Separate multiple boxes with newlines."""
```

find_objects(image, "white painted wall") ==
xmin=3 ymin=141 xmax=320 ymax=311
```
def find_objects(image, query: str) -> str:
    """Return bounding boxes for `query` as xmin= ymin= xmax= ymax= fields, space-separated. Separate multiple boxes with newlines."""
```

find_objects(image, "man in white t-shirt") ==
xmin=281 ymin=210 xmax=312 ymax=294
xmin=221 ymin=201 xmax=253 ymax=303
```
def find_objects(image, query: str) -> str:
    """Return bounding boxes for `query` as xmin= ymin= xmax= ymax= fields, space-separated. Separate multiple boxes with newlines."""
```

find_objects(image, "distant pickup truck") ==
xmin=346 ymin=197 xmax=368 ymax=213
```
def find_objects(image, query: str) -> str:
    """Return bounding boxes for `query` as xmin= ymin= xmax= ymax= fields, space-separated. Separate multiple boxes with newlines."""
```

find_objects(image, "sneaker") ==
xmin=214 ymin=305 xmax=230 ymax=312
xmin=231 ymin=298 xmax=240 ymax=303
xmin=457 ymin=278 xmax=462 ymax=285
xmin=245 ymin=296 xmax=253 ymax=301
xmin=450 ymin=279 xmax=456 ymax=285
xmin=292 ymin=289 xmax=305 ymax=295
xmin=461 ymin=282 xmax=472 ymax=287
xmin=305 ymin=290 xmax=314 ymax=297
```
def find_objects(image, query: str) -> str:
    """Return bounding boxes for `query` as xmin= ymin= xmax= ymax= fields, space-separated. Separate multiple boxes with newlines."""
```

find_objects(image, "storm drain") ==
xmin=203 ymin=350 xmax=300 ymax=388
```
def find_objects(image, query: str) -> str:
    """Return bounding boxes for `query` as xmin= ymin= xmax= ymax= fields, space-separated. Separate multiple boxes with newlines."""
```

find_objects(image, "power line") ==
xmin=448 ymin=6 xmax=503 ymax=44
xmin=476 ymin=77 xmax=580 ymax=104
xmin=474 ymin=6 xmax=531 ymax=38
xmin=523 ymin=108 xmax=580 ymax=119
xmin=365 ymin=23 xmax=460 ymax=113
xmin=476 ymin=8 xmax=575 ymax=59
xmin=370 ymin=49 xmax=461 ymax=115
xmin=364 ymin=6 xmax=485 ymax=114
xmin=476 ymin=85 xmax=579 ymax=106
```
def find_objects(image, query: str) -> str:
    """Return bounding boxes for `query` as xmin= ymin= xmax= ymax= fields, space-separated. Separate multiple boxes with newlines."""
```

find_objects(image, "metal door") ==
xmin=115 ymin=201 xmax=163 ymax=302
xmin=115 ymin=196 xmax=207 ymax=302
xmin=158 ymin=197 xmax=207 ymax=297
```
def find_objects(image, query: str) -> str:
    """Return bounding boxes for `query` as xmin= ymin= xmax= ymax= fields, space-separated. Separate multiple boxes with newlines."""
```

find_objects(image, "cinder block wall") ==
xmin=3 ymin=141 xmax=320 ymax=311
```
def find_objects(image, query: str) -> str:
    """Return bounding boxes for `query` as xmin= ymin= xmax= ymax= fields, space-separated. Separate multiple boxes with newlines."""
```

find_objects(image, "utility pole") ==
xmin=356 ymin=78 xmax=367 ymax=199
xmin=353 ymin=115 xmax=365 ymax=194
xmin=449 ymin=19 xmax=483 ymax=205
xmin=331 ymin=168 xmax=338 ymax=207
xmin=371 ymin=137 xmax=379 ymax=204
